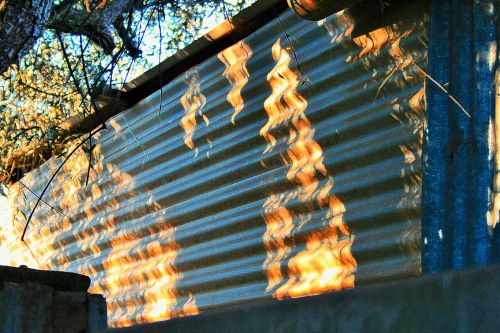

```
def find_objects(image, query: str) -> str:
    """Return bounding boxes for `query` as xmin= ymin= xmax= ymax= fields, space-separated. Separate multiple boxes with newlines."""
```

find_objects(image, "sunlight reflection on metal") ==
xmin=206 ymin=19 xmax=235 ymax=41
xmin=218 ymin=41 xmax=253 ymax=124
xmin=19 ymin=137 xmax=197 ymax=328
xmin=180 ymin=69 xmax=207 ymax=150
xmin=10 ymin=7 xmax=427 ymax=328
xmin=0 ymin=193 xmax=37 ymax=266
xmin=262 ymin=39 xmax=356 ymax=299
xmin=317 ymin=11 xmax=353 ymax=45
xmin=342 ymin=15 xmax=426 ymax=271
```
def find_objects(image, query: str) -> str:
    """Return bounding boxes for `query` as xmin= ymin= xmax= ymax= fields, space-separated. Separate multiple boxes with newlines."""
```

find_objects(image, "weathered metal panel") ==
xmin=423 ymin=0 xmax=499 ymax=272
xmin=13 ymin=6 xmax=427 ymax=328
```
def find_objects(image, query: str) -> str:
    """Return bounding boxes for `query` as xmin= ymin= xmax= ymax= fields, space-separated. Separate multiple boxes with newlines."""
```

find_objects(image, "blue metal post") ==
xmin=470 ymin=0 xmax=497 ymax=266
xmin=423 ymin=0 xmax=499 ymax=272
xmin=422 ymin=0 xmax=451 ymax=273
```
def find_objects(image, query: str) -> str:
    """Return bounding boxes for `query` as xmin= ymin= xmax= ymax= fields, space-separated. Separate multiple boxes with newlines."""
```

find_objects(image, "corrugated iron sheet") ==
xmin=13 ymin=6 xmax=427 ymax=328
xmin=422 ymin=0 xmax=499 ymax=271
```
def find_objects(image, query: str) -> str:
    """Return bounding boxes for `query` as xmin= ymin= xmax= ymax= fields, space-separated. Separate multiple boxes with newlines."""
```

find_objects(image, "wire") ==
xmin=275 ymin=9 xmax=304 ymax=79
xmin=21 ymin=124 xmax=106 ymax=242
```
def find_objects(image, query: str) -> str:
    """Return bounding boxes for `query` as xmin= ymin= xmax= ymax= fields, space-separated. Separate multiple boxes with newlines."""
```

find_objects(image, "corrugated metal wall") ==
xmin=423 ymin=0 xmax=499 ymax=271
xmin=13 ymin=6 xmax=427 ymax=328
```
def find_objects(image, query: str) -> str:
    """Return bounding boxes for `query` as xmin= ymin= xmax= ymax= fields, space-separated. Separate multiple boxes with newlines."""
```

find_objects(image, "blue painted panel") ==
xmin=422 ymin=0 xmax=451 ymax=273
xmin=423 ymin=0 xmax=499 ymax=272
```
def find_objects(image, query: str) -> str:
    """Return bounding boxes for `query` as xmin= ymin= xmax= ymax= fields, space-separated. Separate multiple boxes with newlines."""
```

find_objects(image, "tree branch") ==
xmin=47 ymin=0 xmax=137 ymax=55
xmin=113 ymin=12 xmax=142 ymax=58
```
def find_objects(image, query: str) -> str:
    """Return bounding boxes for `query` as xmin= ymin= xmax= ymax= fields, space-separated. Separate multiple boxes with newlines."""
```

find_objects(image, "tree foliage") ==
xmin=0 ymin=0 xmax=251 ymax=184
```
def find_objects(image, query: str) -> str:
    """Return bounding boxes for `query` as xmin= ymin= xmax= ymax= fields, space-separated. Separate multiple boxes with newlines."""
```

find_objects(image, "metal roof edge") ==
xmin=4 ymin=0 xmax=291 ymax=184
xmin=69 ymin=0 xmax=289 ymax=135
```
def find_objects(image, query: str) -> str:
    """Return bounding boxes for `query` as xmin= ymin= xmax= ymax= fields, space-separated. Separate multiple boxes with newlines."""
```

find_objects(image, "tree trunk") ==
xmin=0 ymin=0 xmax=55 ymax=74
xmin=0 ymin=0 xmax=139 ymax=74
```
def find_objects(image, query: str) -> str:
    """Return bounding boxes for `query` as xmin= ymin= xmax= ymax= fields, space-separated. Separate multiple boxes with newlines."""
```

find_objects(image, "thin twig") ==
xmin=18 ymin=181 xmax=68 ymax=218
xmin=85 ymin=132 xmax=93 ymax=186
xmin=21 ymin=124 xmax=105 ymax=241
xmin=157 ymin=4 xmax=164 ymax=117
xmin=375 ymin=62 xmax=401 ymax=99
xmin=275 ymin=9 xmax=304 ymax=78
xmin=78 ymin=35 xmax=101 ymax=113
xmin=401 ymin=57 xmax=471 ymax=118
xmin=17 ymin=80 xmax=74 ymax=98
xmin=56 ymin=32 xmax=91 ymax=115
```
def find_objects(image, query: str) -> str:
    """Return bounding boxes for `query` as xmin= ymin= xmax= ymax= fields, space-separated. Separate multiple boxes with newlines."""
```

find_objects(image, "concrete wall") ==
xmin=104 ymin=265 xmax=500 ymax=333
xmin=0 ymin=266 xmax=107 ymax=332
xmin=0 ymin=281 xmax=107 ymax=333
